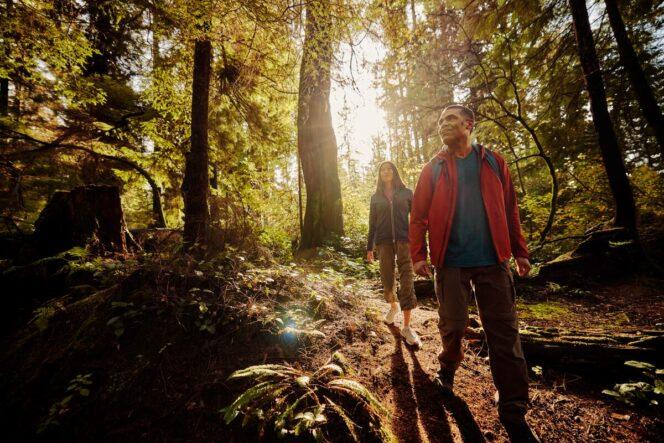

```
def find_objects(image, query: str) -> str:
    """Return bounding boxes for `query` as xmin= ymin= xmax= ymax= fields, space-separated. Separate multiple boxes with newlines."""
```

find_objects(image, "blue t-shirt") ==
xmin=444 ymin=149 xmax=498 ymax=267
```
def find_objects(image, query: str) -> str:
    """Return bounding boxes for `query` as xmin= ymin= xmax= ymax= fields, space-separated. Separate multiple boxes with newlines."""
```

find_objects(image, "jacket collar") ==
xmin=434 ymin=141 xmax=484 ymax=164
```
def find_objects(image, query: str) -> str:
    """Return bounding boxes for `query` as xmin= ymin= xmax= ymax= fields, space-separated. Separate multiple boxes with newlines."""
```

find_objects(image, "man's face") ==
xmin=437 ymin=108 xmax=472 ymax=146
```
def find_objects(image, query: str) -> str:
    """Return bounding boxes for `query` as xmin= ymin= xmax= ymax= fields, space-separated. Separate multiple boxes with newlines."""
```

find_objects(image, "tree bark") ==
xmin=297 ymin=0 xmax=343 ymax=250
xmin=604 ymin=0 xmax=664 ymax=162
xmin=568 ymin=0 xmax=637 ymax=235
xmin=0 ymin=79 xmax=7 ymax=117
xmin=1 ymin=0 xmax=13 ymax=116
xmin=84 ymin=0 xmax=113 ymax=76
xmin=150 ymin=6 xmax=161 ymax=72
xmin=182 ymin=39 xmax=211 ymax=251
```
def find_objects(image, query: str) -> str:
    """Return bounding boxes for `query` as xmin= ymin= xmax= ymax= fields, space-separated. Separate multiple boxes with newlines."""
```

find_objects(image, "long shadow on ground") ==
xmin=407 ymin=344 xmax=486 ymax=443
xmin=388 ymin=325 xmax=487 ymax=443
xmin=389 ymin=324 xmax=428 ymax=443
xmin=389 ymin=325 xmax=454 ymax=443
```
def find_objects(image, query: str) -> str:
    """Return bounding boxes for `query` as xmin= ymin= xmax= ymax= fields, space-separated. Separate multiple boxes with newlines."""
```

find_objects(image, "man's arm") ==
xmin=496 ymin=153 xmax=530 ymax=275
xmin=409 ymin=163 xmax=434 ymax=271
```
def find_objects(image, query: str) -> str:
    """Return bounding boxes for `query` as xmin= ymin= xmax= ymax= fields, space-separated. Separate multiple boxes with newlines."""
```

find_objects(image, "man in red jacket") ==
xmin=410 ymin=104 xmax=539 ymax=442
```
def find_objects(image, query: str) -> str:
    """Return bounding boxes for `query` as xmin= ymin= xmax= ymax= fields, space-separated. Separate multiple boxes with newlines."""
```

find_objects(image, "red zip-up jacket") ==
xmin=409 ymin=144 xmax=529 ymax=268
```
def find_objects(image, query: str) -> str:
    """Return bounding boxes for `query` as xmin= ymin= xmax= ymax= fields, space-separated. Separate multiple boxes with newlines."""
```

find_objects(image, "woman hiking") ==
xmin=367 ymin=161 xmax=421 ymax=347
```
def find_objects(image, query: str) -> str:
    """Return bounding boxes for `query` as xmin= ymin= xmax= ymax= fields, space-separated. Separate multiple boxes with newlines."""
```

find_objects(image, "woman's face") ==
xmin=380 ymin=164 xmax=394 ymax=183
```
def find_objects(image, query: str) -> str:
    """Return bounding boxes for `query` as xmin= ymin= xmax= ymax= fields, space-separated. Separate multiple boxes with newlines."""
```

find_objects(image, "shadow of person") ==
xmin=388 ymin=325 xmax=455 ymax=443
xmin=388 ymin=323 xmax=425 ymax=443
xmin=406 ymin=346 xmax=486 ymax=443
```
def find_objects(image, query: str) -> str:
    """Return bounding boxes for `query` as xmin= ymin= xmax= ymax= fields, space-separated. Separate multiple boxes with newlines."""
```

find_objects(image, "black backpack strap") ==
xmin=475 ymin=143 xmax=503 ymax=185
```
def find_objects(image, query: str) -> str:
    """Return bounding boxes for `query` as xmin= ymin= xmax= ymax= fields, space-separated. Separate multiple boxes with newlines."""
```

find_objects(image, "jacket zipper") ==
xmin=477 ymin=146 xmax=501 ymax=259
xmin=389 ymin=195 xmax=396 ymax=245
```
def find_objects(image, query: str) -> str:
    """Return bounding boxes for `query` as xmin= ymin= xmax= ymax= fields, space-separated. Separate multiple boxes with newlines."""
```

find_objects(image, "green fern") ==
xmin=221 ymin=380 xmax=286 ymax=424
xmin=222 ymin=352 xmax=393 ymax=441
xmin=323 ymin=396 xmax=361 ymax=442
xmin=227 ymin=364 xmax=298 ymax=381
xmin=326 ymin=379 xmax=389 ymax=417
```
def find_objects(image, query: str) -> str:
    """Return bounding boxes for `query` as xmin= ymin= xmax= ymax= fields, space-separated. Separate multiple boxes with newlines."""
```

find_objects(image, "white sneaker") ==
xmin=383 ymin=304 xmax=400 ymax=325
xmin=401 ymin=326 xmax=422 ymax=347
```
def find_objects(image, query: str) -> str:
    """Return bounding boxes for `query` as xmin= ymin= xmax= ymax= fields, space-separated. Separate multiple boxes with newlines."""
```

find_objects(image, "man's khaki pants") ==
xmin=435 ymin=262 xmax=529 ymax=421
xmin=376 ymin=241 xmax=417 ymax=311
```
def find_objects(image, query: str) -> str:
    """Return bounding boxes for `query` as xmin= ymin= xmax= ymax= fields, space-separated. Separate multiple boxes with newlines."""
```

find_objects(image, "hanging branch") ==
xmin=1 ymin=128 xmax=167 ymax=228
xmin=468 ymin=37 xmax=559 ymax=246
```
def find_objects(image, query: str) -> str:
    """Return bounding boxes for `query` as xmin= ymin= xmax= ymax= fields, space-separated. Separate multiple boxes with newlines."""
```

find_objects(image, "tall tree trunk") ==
xmin=0 ymin=80 xmax=7 ymax=117
xmin=604 ymin=0 xmax=664 ymax=162
xmin=150 ymin=7 xmax=161 ymax=72
xmin=568 ymin=0 xmax=637 ymax=235
xmin=1 ymin=0 xmax=13 ymax=116
xmin=182 ymin=39 xmax=211 ymax=251
xmin=297 ymin=0 xmax=343 ymax=250
xmin=85 ymin=0 xmax=113 ymax=76
xmin=410 ymin=0 xmax=417 ymax=29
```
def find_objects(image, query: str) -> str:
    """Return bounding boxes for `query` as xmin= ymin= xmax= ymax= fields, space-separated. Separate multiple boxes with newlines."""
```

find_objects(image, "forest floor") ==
xmin=1 ymin=248 xmax=662 ymax=442
xmin=335 ymin=276 xmax=663 ymax=442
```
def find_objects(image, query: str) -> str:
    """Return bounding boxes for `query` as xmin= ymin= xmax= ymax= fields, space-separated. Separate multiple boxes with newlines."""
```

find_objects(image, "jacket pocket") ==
xmin=499 ymin=260 xmax=517 ymax=304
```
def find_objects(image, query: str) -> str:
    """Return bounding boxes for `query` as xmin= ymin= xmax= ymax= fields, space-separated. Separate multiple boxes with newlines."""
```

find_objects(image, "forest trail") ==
xmin=1 ymin=252 xmax=661 ymax=442
xmin=332 ymin=276 xmax=660 ymax=442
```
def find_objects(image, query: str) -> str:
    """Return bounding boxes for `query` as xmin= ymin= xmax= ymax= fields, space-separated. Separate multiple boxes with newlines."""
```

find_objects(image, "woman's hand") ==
xmin=367 ymin=251 xmax=374 ymax=263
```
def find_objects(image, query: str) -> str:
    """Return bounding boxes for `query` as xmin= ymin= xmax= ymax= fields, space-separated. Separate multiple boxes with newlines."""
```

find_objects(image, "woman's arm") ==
xmin=366 ymin=196 xmax=376 ymax=252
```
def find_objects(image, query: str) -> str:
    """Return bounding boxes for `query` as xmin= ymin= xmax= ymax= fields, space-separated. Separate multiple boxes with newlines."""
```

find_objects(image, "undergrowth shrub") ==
xmin=222 ymin=352 xmax=394 ymax=442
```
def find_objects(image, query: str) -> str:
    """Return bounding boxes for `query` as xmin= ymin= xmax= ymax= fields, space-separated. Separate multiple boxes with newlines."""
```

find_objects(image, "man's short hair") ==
xmin=441 ymin=104 xmax=475 ymax=123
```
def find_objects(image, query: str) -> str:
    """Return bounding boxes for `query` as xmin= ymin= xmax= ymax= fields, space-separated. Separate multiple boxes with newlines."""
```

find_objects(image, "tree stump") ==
xmin=33 ymin=185 xmax=128 ymax=256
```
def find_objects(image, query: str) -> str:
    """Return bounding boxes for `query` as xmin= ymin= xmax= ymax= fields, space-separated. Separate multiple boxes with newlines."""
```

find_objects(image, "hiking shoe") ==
xmin=383 ymin=304 xmax=400 ymax=325
xmin=434 ymin=367 xmax=455 ymax=396
xmin=401 ymin=326 xmax=422 ymax=347
xmin=500 ymin=418 xmax=541 ymax=443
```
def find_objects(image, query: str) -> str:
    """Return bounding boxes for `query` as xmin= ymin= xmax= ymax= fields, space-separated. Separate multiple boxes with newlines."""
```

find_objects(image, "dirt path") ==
xmin=322 ymin=279 xmax=661 ymax=443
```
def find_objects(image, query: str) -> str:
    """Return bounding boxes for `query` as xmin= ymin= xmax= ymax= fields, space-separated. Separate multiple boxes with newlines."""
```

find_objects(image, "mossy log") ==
xmin=467 ymin=321 xmax=663 ymax=380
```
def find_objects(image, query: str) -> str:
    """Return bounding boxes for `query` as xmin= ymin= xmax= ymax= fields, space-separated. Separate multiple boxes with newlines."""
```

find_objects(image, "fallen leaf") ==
xmin=610 ymin=413 xmax=630 ymax=421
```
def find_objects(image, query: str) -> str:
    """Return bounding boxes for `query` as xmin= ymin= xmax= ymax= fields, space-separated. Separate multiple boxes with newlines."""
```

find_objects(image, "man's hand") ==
xmin=367 ymin=250 xmax=374 ymax=263
xmin=515 ymin=257 xmax=531 ymax=277
xmin=413 ymin=260 xmax=432 ymax=278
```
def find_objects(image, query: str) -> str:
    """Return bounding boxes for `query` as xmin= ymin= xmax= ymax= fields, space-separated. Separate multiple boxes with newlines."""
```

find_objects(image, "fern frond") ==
xmin=327 ymin=379 xmax=390 ymax=417
xmin=330 ymin=351 xmax=355 ymax=375
xmin=275 ymin=392 xmax=311 ymax=428
xmin=227 ymin=364 xmax=299 ymax=381
xmin=313 ymin=363 xmax=345 ymax=379
xmin=221 ymin=381 xmax=286 ymax=425
xmin=323 ymin=395 xmax=361 ymax=442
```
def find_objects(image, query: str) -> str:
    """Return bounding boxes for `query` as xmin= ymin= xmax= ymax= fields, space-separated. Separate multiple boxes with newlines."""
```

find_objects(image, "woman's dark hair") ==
xmin=375 ymin=161 xmax=406 ymax=194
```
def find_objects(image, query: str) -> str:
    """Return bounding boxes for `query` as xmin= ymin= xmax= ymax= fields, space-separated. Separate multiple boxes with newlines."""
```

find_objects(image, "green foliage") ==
xmin=518 ymin=301 xmax=570 ymax=321
xmin=38 ymin=373 xmax=94 ymax=434
xmin=30 ymin=306 xmax=58 ymax=332
xmin=603 ymin=361 xmax=664 ymax=408
xmin=222 ymin=354 xmax=394 ymax=442
xmin=3 ymin=0 xmax=664 ymax=269
xmin=107 ymin=302 xmax=142 ymax=338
